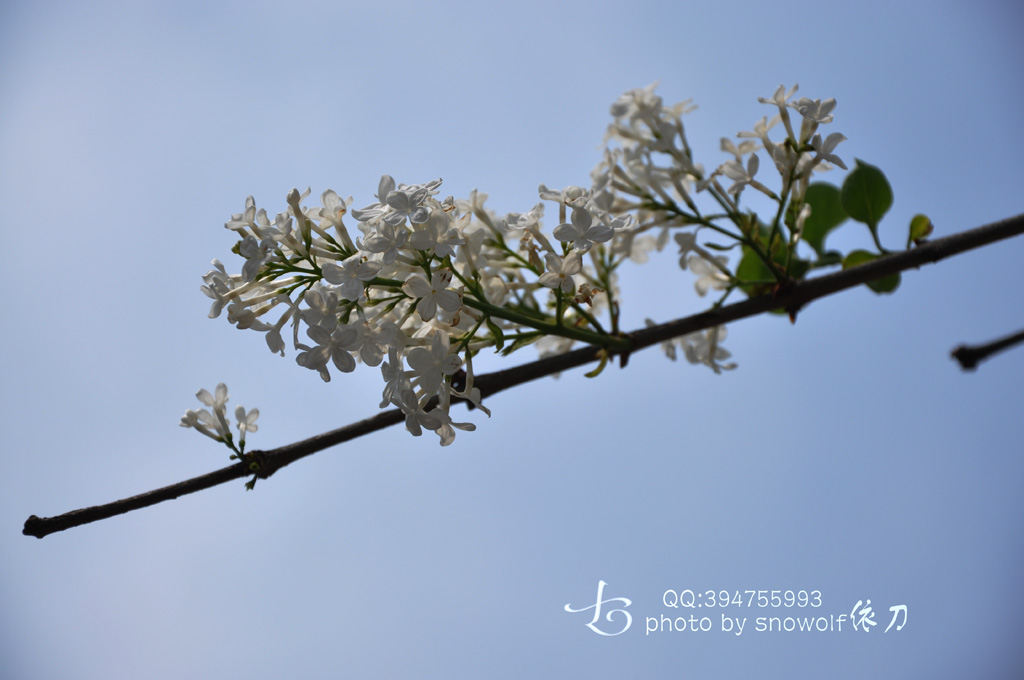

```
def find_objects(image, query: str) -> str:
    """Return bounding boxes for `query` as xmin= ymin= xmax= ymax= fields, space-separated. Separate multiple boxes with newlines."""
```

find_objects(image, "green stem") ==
xmin=766 ymin=206 xmax=783 ymax=255
xmin=869 ymin=225 xmax=889 ymax=254
xmin=569 ymin=299 xmax=607 ymax=335
xmin=462 ymin=296 xmax=630 ymax=351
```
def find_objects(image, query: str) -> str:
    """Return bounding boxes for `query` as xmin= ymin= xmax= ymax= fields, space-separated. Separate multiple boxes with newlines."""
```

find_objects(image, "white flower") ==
xmin=720 ymin=137 xmax=759 ymax=161
xmin=239 ymin=236 xmax=277 ymax=281
xmin=226 ymin=300 xmax=261 ymax=330
xmin=402 ymin=269 xmax=462 ymax=322
xmin=552 ymin=206 xmax=613 ymax=251
xmin=321 ymin=254 xmax=382 ymax=301
xmin=538 ymin=251 xmax=583 ymax=294
xmin=538 ymin=184 xmax=589 ymax=208
xmin=383 ymin=184 xmax=431 ymax=227
xmin=504 ymin=203 xmax=545 ymax=232
xmin=380 ymin=348 xmax=411 ymax=409
xmin=688 ymin=255 xmax=730 ymax=296
xmin=285 ymin=187 xmax=312 ymax=223
xmin=450 ymin=355 xmax=491 ymax=417
xmin=300 ymin=286 xmax=341 ymax=331
xmin=770 ymin=143 xmax=801 ymax=182
xmin=792 ymin=97 xmax=836 ymax=125
xmin=680 ymin=326 xmax=737 ymax=373
xmin=180 ymin=409 xmax=220 ymax=441
xmin=810 ymin=132 xmax=847 ymax=170
xmin=225 ymin=196 xmax=257 ymax=233
xmin=300 ymin=324 xmax=360 ymax=380
xmin=409 ymin=211 xmax=464 ymax=258
xmin=675 ymin=232 xmax=699 ymax=270
xmin=254 ymin=207 xmax=293 ymax=242
xmin=400 ymin=391 xmax=442 ymax=438
xmin=536 ymin=333 xmax=575 ymax=358
xmin=197 ymin=382 xmax=228 ymax=408
xmin=359 ymin=219 xmax=409 ymax=265
xmin=200 ymin=259 xmax=234 ymax=319
xmin=235 ymin=405 xmax=259 ymax=449
xmin=612 ymin=231 xmax=657 ymax=264
xmin=737 ymin=116 xmax=780 ymax=160
xmin=319 ymin=190 xmax=352 ymax=230
xmin=758 ymin=83 xmax=798 ymax=108
xmin=792 ymin=203 xmax=812 ymax=245
xmin=406 ymin=332 xmax=463 ymax=395
xmin=609 ymin=82 xmax=662 ymax=120
xmin=427 ymin=402 xmax=475 ymax=446
xmin=348 ymin=319 xmax=400 ymax=367
xmin=180 ymin=383 xmax=259 ymax=452
xmin=721 ymin=154 xmax=760 ymax=195
xmin=758 ymin=84 xmax=799 ymax=140
xmin=265 ymin=316 xmax=289 ymax=356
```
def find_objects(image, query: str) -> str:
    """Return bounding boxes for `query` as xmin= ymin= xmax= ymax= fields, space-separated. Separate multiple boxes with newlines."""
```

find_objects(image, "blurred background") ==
xmin=2 ymin=1 xmax=1022 ymax=677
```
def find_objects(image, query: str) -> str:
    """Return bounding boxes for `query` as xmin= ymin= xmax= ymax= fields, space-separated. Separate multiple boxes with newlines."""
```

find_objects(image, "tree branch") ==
xmin=951 ymin=327 xmax=1024 ymax=371
xmin=23 ymin=212 xmax=1024 ymax=539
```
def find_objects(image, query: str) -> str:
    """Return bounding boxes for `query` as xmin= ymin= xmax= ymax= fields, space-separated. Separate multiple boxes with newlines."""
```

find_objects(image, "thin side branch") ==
xmin=951 ymin=328 xmax=1024 ymax=371
xmin=23 ymin=212 xmax=1024 ymax=539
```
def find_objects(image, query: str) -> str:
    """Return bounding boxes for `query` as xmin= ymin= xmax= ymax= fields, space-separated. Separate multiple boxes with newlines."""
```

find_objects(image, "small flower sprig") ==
xmin=180 ymin=384 xmax=262 ymax=488
xmin=191 ymin=83 xmax=922 ymax=448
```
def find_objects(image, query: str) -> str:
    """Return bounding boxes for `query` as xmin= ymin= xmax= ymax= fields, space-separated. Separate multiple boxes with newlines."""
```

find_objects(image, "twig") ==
xmin=951 ymin=328 xmax=1024 ymax=371
xmin=23 ymin=212 xmax=1024 ymax=539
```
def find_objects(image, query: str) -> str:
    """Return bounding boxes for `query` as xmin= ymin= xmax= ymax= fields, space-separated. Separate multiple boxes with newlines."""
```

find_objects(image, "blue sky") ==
xmin=2 ymin=1 xmax=1023 ymax=678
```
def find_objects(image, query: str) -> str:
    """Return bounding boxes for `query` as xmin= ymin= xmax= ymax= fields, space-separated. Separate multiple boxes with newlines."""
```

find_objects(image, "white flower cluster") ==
xmin=196 ymin=83 xmax=845 ymax=445
xmin=180 ymin=383 xmax=259 ymax=453
xmin=595 ymin=82 xmax=845 ymax=248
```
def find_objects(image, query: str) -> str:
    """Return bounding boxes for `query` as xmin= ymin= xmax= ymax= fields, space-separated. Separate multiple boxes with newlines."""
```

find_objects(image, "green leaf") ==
xmin=500 ymin=331 xmax=543 ymax=356
xmin=815 ymin=251 xmax=844 ymax=268
xmin=583 ymin=351 xmax=609 ymax=378
xmin=908 ymin=213 xmax=933 ymax=247
xmin=737 ymin=227 xmax=815 ymax=299
xmin=801 ymin=183 xmax=848 ymax=256
xmin=485 ymin=317 xmax=505 ymax=351
xmin=736 ymin=245 xmax=776 ymax=297
xmin=703 ymin=241 xmax=740 ymax=251
xmin=841 ymin=159 xmax=893 ymax=229
xmin=842 ymin=249 xmax=900 ymax=294
xmin=787 ymin=257 xmax=811 ymax=281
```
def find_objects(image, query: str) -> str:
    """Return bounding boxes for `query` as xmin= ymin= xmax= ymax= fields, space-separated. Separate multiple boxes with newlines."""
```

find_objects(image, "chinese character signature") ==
xmin=564 ymin=580 xmax=633 ymax=636
xmin=851 ymin=599 xmax=907 ymax=633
